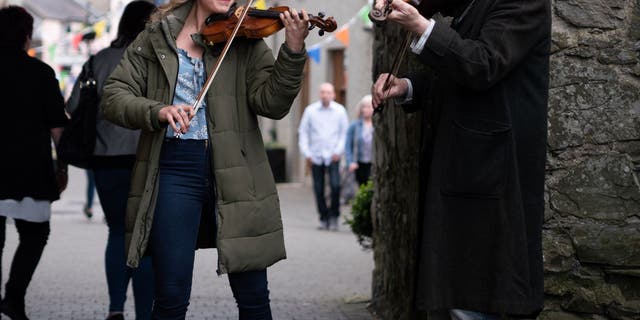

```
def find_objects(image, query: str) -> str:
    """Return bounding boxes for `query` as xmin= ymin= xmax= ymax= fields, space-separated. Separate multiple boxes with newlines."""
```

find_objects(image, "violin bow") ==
xmin=192 ymin=0 xmax=255 ymax=114
xmin=373 ymin=0 xmax=413 ymax=116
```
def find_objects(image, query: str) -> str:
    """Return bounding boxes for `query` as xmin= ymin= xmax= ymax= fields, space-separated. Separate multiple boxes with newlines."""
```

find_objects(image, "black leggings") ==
xmin=0 ymin=216 xmax=50 ymax=304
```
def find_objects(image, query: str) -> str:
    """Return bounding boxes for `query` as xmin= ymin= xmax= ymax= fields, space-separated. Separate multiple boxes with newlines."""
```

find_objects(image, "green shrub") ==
xmin=346 ymin=180 xmax=374 ymax=249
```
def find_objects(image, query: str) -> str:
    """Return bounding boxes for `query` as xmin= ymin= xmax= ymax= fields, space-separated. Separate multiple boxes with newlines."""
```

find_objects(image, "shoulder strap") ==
xmin=86 ymin=55 xmax=95 ymax=79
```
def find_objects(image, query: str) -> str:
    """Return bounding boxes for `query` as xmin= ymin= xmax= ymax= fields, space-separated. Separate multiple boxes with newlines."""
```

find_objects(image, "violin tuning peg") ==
xmin=318 ymin=30 xmax=325 ymax=36
xmin=317 ymin=11 xmax=326 ymax=18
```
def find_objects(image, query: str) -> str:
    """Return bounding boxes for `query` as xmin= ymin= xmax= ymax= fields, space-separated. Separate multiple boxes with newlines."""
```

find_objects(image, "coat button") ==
xmin=137 ymin=46 xmax=142 ymax=51
xmin=160 ymin=54 xmax=166 ymax=59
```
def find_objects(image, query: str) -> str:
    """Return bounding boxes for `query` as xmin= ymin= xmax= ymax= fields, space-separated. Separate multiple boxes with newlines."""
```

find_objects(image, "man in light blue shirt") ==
xmin=298 ymin=83 xmax=349 ymax=231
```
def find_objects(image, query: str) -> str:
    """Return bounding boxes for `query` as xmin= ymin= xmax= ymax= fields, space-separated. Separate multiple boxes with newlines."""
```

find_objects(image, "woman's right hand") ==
xmin=158 ymin=105 xmax=194 ymax=134
xmin=349 ymin=162 xmax=359 ymax=172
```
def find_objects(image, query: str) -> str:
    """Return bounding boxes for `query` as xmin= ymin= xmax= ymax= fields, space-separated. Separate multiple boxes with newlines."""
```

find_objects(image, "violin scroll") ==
xmin=308 ymin=11 xmax=337 ymax=36
xmin=369 ymin=0 xmax=432 ymax=26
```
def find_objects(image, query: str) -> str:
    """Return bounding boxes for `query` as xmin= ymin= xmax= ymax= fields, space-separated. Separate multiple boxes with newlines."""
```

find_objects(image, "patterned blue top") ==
xmin=166 ymin=49 xmax=208 ymax=140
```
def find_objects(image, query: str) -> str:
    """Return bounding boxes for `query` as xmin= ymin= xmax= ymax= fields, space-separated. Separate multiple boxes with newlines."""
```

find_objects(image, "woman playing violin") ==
xmin=102 ymin=0 xmax=310 ymax=318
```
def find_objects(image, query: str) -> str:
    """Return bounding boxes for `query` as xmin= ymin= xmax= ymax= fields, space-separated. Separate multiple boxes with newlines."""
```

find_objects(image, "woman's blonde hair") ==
xmin=151 ymin=0 xmax=191 ymax=22
xmin=356 ymin=95 xmax=373 ymax=118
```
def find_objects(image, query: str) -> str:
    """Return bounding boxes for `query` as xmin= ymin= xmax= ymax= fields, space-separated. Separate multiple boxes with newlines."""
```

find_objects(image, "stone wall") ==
xmin=370 ymin=0 xmax=640 ymax=319
xmin=542 ymin=0 xmax=640 ymax=318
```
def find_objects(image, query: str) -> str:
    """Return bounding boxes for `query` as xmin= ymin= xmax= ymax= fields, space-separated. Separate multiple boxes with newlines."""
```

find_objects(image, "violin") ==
xmin=189 ymin=0 xmax=338 ymax=118
xmin=202 ymin=3 xmax=338 ymax=46
xmin=369 ymin=0 xmax=435 ymax=25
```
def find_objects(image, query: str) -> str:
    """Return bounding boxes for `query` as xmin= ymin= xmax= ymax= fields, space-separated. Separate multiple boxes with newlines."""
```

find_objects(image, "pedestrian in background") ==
xmin=66 ymin=1 xmax=157 ymax=319
xmin=345 ymin=95 xmax=374 ymax=187
xmin=298 ymin=83 xmax=349 ymax=231
xmin=0 ymin=6 xmax=69 ymax=320
xmin=101 ymin=0 xmax=310 ymax=318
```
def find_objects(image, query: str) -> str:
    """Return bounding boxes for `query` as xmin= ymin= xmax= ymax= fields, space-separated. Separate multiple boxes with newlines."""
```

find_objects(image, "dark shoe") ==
xmin=83 ymin=206 xmax=93 ymax=219
xmin=0 ymin=299 xmax=29 ymax=320
xmin=105 ymin=314 xmax=124 ymax=320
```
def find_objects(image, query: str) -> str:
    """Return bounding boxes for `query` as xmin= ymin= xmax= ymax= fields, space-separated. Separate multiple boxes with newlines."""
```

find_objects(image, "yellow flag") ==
xmin=93 ymin=20 xmax=107 ymax=38
xmin=255 ymin=0 xmax=267 ymax=9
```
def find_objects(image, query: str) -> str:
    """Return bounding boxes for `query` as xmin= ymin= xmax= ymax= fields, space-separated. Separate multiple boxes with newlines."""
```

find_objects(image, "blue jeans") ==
xmin=150 ymin=139 xmax=272 ymax=320
xmin=311 ymin=161 xmax=341 ymax=222
xmin=85 ymin=170 xmax=95 ymax=209
xmin=450 ymin=309 xmax=501 ymax=320
xmin=94 ymin=168 xmax=155 ymax=319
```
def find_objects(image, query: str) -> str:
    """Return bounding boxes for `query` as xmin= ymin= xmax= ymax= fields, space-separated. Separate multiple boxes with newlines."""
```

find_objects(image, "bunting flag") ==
xmin=93 ymin=20 xmax=107 ymax=38
xmin=255 ymin=0 xmax=267 ymax=9
xmin=335 ymin=27 xmax=350 ymax=47
xmin=305 ymin=3 xmax=370 ymax=64
xmin=72 ymin=33 xmax=83 ymax=50
xmin=358 ymin=4 xmax=371 ymax=24
xmin=308 ymin=45 xmax=321 ymax=63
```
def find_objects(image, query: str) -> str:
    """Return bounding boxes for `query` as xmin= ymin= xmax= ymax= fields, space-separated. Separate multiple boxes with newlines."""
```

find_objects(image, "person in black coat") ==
xmin=372 ymin=0 xmax=551 ymax=318
xmin=0 ymin=5 xmax=69 ymax=320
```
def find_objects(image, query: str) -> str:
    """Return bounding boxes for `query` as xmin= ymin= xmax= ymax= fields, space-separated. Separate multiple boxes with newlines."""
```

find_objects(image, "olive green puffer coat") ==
xmin=101 ymin=1 xmax=306 ymax=274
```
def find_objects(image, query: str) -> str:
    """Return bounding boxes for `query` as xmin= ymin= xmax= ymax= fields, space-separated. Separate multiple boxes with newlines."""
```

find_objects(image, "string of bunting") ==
xmin=307 ymin=3 xmax=371 ymax=64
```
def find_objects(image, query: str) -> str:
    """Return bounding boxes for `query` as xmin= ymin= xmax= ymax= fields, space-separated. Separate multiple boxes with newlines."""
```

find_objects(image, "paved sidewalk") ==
xmin=1 ymin=167 xmax=373 ymax=319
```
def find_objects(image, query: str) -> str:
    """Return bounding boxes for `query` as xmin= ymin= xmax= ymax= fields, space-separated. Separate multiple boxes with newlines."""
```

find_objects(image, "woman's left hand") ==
xmin=281 ymin=8 xmax=309 ymax=53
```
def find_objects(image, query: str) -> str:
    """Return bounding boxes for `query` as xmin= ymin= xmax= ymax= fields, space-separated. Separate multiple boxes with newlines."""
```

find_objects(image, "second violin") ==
xmin=202 ymin=3 xmax=338 ymax=46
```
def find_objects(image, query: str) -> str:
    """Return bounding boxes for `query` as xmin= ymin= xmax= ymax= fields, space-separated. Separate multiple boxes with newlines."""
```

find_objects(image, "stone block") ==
xmin=597 ymin=48 xmax=639 ymax=65
xmin=550 ymin=56 xmax=617 ymax=88
xmin=548 ymin=77 xmax=640 ymax=149
xmin=543 ymin=229 xmax=579 ymax=272
xmin=571 ymin=223 xmax=640 ymax=266
xmin=562 ymin=287 xmax=604 ymax=313
xmin=539 ymin=310 xmax=585 ymax=320
xmin=548 ymin=155 xmax=640 ymax=221
xmin=556 ymin=0 xmax=622 ymax=29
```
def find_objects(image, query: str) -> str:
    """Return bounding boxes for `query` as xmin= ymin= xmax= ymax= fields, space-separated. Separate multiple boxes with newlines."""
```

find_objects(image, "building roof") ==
xmin=23 ymin=0 xmax=99 ymax=22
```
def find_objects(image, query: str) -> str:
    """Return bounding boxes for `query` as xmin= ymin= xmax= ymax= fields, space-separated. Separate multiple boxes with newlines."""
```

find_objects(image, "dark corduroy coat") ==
xmin=404 ymin=0 xmax=551 ymax=315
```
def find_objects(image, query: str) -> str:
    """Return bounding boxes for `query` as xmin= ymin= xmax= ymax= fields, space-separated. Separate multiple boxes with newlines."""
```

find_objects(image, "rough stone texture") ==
xmin=371 ymin=0 xmax=640 ymax=319
xmin=545 ymin=0 xmax=640 ymax=317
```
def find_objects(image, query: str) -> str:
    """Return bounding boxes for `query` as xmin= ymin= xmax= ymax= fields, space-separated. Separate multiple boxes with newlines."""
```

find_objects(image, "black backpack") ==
xmin=58 ymin=56 xmax=98 ymax=169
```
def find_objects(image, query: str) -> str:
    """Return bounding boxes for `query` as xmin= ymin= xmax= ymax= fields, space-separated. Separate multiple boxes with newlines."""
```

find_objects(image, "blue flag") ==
xmin=308 ymin=45 xmax=321 ymax=64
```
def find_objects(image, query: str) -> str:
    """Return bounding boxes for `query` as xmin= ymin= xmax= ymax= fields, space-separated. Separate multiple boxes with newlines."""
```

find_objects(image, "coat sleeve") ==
xmin=41 ymin=66 xmax=69 ymax=129
xmin=402 ymin=72 xmax=430 ymax=113
xmin=246 ymin=41 xmax=307 ymax=120
xmin=101 ymin=33 xmax=166 ymax=131
xmin=345 ymin=122 xmax=356 ymax=164
xmin=418 ymin=0 xmax=549 ymax=91
xmin=297 ymin=108 xmax=312 ymax=158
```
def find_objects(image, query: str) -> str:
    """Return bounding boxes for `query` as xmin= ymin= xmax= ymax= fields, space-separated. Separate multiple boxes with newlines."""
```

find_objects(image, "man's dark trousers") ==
xmin=311 ymin=161 xmax=340 ymax=225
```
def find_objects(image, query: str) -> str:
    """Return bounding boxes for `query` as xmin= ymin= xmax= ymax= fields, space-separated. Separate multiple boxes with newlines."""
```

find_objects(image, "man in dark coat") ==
xmin=372 ymin=0 xmax=551 ymax=318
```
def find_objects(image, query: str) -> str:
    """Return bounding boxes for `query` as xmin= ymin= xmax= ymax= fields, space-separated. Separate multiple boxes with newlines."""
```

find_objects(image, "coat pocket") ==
xmin=441 ymin=118 xmax=511 ymax=198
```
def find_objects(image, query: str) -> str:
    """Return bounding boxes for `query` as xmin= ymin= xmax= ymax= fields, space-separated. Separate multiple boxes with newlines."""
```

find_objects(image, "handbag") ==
xmin=58 ymin=56 xmax=98 ymax=169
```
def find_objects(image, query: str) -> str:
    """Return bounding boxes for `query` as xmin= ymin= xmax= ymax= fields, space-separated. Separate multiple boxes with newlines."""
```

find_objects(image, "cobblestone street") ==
xmin=2 ymin=167 xmax=373 ymax=319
